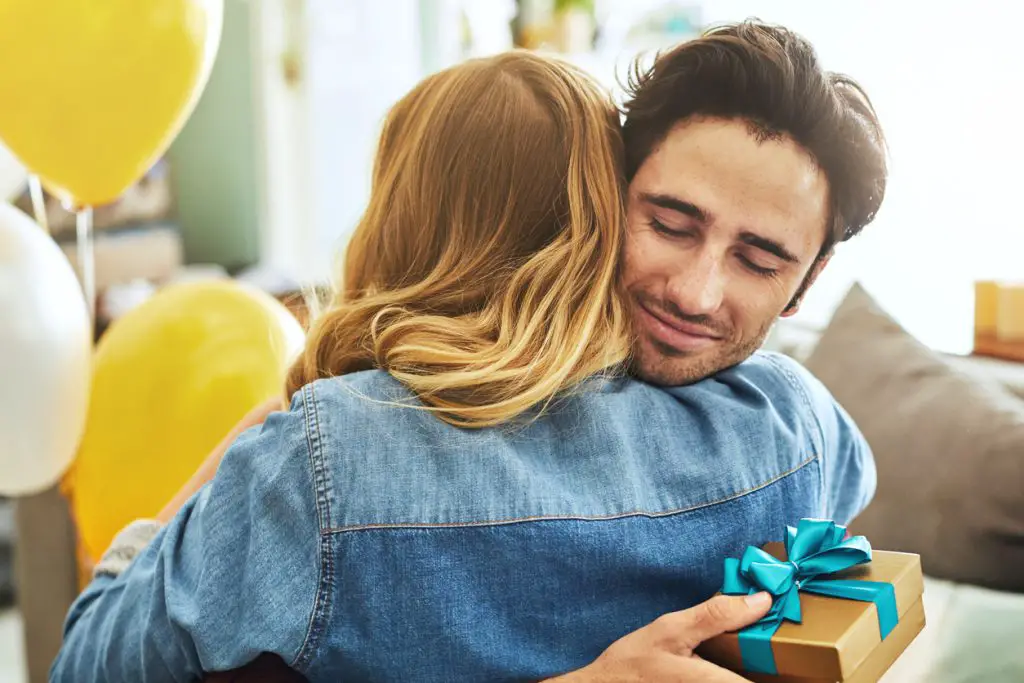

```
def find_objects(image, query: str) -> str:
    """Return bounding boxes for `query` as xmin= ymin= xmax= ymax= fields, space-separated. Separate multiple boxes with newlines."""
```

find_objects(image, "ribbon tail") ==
xmin=802 ymin=579 xmax=899 ymax=639
xmin=738 ymin=618 xmax=784 ymax=676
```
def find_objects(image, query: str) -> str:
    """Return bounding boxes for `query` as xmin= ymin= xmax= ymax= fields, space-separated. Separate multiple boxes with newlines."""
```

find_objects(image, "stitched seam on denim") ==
xmin=292 ymin=536 xmax=335 ymax=672
xmin=293 ymin=385 xmax=330 ymax=671
xmin=310 ymin=382 xmax=333 ymax=529
xmin=322 ymin=453 xmax=817 ymax=534
xmin=300 ymin=534 xmax=336 ymax=672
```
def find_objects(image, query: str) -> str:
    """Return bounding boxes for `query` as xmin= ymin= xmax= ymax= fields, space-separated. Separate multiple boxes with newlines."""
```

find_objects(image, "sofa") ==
xmin=765 ymin=284 xmax=1024 ymax=682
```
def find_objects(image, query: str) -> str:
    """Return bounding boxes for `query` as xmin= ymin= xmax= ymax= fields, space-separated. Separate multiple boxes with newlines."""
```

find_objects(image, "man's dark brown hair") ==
xmin=621 ymin=19 xmax=888 ymax=257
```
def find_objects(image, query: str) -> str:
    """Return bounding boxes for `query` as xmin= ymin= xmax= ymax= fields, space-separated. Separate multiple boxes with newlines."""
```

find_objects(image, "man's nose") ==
xmin=665 ymin=249 xmax=726 ymax=317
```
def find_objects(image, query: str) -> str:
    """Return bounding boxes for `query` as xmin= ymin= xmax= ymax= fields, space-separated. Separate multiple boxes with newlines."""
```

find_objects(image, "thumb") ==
xmin=671 ymin=592 xmax=773 ymax=652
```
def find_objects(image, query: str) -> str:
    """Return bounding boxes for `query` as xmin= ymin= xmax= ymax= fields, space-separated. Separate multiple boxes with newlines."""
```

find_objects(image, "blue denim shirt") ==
xmin=51 ymin=351 xmax=874 ymax=683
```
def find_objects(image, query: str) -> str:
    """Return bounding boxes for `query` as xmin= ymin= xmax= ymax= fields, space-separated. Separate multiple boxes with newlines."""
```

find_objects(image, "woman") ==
xmin=52 ymin=52 xmax=786 ymax=682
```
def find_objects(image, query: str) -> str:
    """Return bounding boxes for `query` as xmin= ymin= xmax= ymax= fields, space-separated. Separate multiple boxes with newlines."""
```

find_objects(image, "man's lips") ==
xmin=637 ymin=301 xmax=723 ymax=351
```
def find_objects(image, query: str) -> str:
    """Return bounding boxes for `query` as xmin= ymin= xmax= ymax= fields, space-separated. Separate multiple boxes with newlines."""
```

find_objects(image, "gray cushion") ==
xmin=804 ymin=283 xmax=1024 ymax=592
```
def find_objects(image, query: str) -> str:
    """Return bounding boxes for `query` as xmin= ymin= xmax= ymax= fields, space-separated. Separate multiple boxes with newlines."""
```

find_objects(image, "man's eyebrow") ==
xmin=739 ymin=232 xmax=800 ymax=263
xmin=640 ymin=192 xmax=710 ymax=223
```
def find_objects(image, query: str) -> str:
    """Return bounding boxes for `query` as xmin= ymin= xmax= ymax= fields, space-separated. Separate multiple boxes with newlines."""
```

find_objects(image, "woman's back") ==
xmin=52 ymin=351 xmax=874 ymax=682
xmin=141 ymin=352 xmax=855 ymax=682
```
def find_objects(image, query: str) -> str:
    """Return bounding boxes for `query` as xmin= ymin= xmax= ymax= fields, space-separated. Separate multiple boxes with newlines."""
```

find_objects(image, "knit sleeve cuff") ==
xmin=93 ymin=519 xmax=164 ymax=579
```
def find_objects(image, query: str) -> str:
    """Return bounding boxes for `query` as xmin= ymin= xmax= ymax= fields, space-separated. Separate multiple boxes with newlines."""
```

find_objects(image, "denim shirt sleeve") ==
xmin=761 ymin=353 xmax=877 ymax=525
xmin=51 ymin=392 xmax=320 ymax=682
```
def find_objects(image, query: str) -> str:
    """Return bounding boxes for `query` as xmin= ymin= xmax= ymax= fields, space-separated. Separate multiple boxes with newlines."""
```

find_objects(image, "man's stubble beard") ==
xmin=620 ymin=255 xmax=822 ymax=386
xmin=627 ymin=315 xmax=776 ymax=386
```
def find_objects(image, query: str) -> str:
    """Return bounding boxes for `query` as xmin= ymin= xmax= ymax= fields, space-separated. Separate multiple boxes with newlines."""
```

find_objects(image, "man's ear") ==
xmin=781 ymin=250 xmax=833 ymax=318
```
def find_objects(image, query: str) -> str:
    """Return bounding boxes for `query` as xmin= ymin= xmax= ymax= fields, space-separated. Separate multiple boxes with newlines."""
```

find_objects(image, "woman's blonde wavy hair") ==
xmin=285 ymin=51 xmax=630 ymax=427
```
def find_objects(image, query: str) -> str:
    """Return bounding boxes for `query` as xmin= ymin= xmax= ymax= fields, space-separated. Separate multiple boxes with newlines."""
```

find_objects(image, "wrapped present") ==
xmin=699 ymin=519 xmax=925 ymax=683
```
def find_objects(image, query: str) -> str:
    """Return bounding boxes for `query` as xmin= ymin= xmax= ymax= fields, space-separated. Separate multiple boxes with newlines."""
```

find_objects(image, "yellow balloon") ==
xmin=0 ymin=0 xmax=223 ymax=207
xmin=68 ymin=281 xmax=305 ymax=561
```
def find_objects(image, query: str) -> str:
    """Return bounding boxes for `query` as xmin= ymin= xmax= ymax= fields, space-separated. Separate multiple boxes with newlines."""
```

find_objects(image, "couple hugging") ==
xmin=53 ymin=19 xmax=885 ymax=683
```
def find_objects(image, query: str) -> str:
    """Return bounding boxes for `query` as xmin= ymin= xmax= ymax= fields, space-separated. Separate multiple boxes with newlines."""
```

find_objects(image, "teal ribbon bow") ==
xmin=721 ymin=519 xmax=899 ymax=675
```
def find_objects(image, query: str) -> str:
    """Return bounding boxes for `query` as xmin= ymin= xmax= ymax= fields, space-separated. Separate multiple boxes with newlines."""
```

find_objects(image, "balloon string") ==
xmin=28 ymin=175 xmax=49 ymax=235
xmin=76 ymin=207 xmax=95 ymax=335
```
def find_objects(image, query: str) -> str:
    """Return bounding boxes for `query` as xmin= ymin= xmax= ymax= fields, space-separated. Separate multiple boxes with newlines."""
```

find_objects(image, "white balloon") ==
xmin=0 ymin=142 xmax=26 ymax=202
xmin=0 ymin=203 xmax=90 ymax=496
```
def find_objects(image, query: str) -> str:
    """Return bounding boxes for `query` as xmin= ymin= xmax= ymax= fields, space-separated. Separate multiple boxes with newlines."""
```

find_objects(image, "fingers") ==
xmin=661 ymin=592 xmax=772 ymax=653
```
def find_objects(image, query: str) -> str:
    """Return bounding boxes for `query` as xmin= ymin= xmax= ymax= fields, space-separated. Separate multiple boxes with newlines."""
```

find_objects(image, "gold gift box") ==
xmin=699 ymin=543 xmax=925 ymax=683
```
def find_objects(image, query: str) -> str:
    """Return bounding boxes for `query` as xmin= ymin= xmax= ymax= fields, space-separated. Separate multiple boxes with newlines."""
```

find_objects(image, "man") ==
xmin=555 ymin=21 xmax=885 ymax=680
xmin=89 ymin=20 xmax=888 ymax=683
xmin=550 ymin=25 xmax=885 ymax=678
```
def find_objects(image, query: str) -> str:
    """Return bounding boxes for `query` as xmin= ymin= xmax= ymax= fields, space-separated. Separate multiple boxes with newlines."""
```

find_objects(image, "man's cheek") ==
xmin=619 ymin=239 xmax=645 ymax=288
xmin=623 ymin=233 xmax=669 ymax=282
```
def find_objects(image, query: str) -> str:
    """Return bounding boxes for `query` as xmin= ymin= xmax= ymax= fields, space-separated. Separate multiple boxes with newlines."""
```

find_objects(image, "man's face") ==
xmin=622 ymin=117 xmax=831 ymax=385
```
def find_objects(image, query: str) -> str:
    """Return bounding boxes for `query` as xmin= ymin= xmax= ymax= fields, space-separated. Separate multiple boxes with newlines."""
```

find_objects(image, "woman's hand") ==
xmin=156 ymin=397 xmax=285 ymax=523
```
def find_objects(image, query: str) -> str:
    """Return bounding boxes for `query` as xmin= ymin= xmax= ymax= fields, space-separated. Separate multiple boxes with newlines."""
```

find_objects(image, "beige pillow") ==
xmin=804 ymin=283 xmax=1024 ymax=592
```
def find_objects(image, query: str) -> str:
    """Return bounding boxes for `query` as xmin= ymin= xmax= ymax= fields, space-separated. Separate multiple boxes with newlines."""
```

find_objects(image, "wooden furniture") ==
xmin=14 ymin=487 xmax=79 ymax=683
xmin=973 ymin=281 xmax=1024 ymax=363
xmin=973 ymin=333 xmax=1024 ymax=363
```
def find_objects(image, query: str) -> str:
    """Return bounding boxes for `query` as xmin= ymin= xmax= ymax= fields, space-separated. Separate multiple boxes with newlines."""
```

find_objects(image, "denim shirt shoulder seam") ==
xmin=292 ymin=383 xmax=335 ymax=672
xmin=322 ymin=453 xmax=818 ymax=534
xmin=761 ymin=352 xmax=828 ymax=511
xmin=305 ymin=382 xmax=334 ymax=529
xmin=762 ymin=355 xmax=824 ymax=452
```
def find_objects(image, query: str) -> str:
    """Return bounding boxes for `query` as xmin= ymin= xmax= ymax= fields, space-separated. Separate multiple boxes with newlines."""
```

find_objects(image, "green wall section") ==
xmin=168 ymin=0 xmax=260 ymax=270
